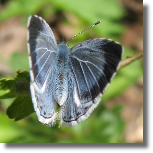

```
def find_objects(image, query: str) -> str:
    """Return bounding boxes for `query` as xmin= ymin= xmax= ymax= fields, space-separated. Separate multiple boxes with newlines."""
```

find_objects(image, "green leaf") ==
xmin=6 ymin=95 xmax=34 ymax=121
xmin=0 ymin=78 xmax=16 ymax=98
xmin=0 ymin=70 xmax=34 ymax=121
xmin=0 ymin=70 xmax=30 ymax=98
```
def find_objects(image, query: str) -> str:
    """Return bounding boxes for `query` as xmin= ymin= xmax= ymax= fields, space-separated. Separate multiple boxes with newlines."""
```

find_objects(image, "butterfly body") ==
xmin=54 ymin=43 xmax=70 ymax=106
xmin=27 ymin=15 xmax=123 ymax=127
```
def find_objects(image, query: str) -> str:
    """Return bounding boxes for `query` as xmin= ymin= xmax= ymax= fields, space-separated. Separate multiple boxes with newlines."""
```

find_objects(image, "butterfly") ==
xmin=27 ymin=15 xmax=123 ymax=127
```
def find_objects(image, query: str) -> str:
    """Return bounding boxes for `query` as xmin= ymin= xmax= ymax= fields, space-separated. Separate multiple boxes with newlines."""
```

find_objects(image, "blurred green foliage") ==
xmin=0 ymin=0 xmax=143 ymax=143
xmin=0 ymin=0 xmax=125 ymax=40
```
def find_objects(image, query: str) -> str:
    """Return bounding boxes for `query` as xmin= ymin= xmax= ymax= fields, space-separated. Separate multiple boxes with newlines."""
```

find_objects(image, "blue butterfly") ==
xmin=27 ymin=15 xmax=123 ymax=127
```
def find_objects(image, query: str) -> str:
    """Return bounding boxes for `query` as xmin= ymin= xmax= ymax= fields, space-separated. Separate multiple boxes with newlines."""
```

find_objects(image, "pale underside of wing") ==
xmin=27 ymin=15 xmax=58 ymax=125
xmin=60 ymin=38 xmax=123 ymax=127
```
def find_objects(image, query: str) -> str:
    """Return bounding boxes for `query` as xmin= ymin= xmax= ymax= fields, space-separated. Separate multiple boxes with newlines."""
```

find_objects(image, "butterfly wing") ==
xmin=27 ymin=15 xmax=57 ymax=125
xmin=61 ymin=38 xmax=123 ymax=127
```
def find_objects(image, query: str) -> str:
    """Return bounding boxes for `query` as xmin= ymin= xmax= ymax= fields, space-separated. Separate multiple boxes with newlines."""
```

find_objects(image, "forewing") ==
xmin=27 ymin=15 xmax=57 ymax=125
xmin=69 ymin=38 xmax=123 ymax=108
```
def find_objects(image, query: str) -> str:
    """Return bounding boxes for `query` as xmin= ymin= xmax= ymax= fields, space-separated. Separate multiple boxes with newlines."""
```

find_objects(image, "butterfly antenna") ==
xmin=66 ymin=21 xmax=101 ymax=44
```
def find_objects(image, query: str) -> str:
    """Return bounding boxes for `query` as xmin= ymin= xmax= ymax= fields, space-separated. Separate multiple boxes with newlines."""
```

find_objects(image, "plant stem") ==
xmin=120 ymin=51 xmax=143 ymax=70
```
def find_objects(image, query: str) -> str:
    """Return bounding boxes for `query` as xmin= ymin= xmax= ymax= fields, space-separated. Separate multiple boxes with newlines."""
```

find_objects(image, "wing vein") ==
xmin=35 ymin=53 xmax=51 ymax=80
xmin=85 ymin=63 xmax=100 ymax=89
xmin=70 ymin=59 xmax=81 ymax=100
xmin=39 ymin=31 xmax=53 ymax=38
xmin=33 ymin=50 xmax=54 ymax=67
xmin=35 ymin=38 xmax=57 ymax=50
xmin=79 ymin=62 xmax=92 ymax=99
xmin=72 ymin=56 xmax=105 ymax=76
xmin=31 ymin=47 xmax=56 ymax=54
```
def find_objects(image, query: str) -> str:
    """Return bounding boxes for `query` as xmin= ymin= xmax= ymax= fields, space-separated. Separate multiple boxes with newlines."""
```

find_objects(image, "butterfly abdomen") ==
xmin=53 ymin=43 xmax=70 ymax=106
